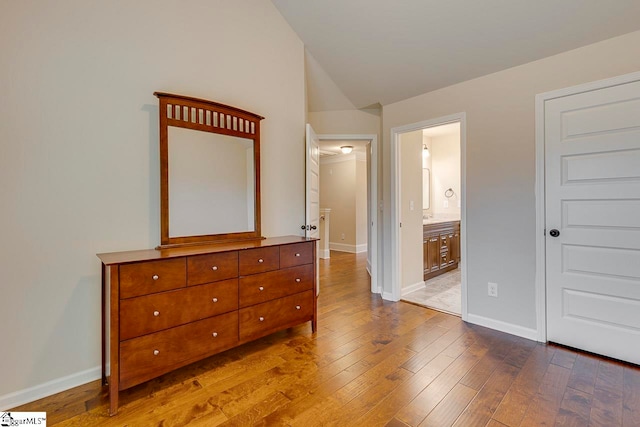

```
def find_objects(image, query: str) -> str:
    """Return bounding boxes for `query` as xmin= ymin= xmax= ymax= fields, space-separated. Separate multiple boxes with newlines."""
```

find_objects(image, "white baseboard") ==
xmin=319 ymin=248 xmax=330 ymax=259
xmin=329 ymin=242 xmax=368 ymax=253
xmin=0 ymin=366 xmax=101 ymax=411
xmin=401 ymin=281 xmax=425 ymax=296
xmin=329 ymin=242 xmax=355 ymax=253
xmin=382 ymin=291 xmax=399 ymax=301
xmin=466 ymin=313 xmax=539 ymax=342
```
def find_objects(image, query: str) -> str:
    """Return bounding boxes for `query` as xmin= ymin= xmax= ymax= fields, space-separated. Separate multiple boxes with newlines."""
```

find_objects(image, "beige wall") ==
xmin=319 ymin=155 xmax=367 ymax=251
xmin=355 ymin=159 xmax=368 ymax=247
xmin=308 ymin=109 xmax=380 ymax=135
xmin=382 ymin=30 xmax=640 ymax=332
xmin=399 ymin=130 xmax=424 ymax=290
xmin=0 ymin=0 xmax=305 ymax=404
xmin=320 ymin=158 xmax=357 ymax=246
xmin=430 ymin=131 xmax=461 ymax=217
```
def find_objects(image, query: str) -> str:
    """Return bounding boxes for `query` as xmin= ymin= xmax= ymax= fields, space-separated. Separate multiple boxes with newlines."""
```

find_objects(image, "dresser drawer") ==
xmin=120 ymin=258 xmax=186 ymax=299
xmin=187 ymin=251 xmax=238 ymax=286
xmin=239 ymin=265 xmax=313 ymax=308
xmin=239 ymin=290 xmax=314 ymax=342
xmin=119 ymin=311 xmax=239 ymax=390
xmin=119 ymin=278 xmax=239 ymax=340
xmin=279 ymin=242 xmax=314 ymax=268
xmin=239 ymin=247 xmax=279 ymax=275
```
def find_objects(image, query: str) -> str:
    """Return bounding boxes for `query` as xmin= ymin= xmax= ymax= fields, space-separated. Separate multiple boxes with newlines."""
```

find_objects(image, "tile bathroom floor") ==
xmin=401 ymin=268 xmax=461 ymax=316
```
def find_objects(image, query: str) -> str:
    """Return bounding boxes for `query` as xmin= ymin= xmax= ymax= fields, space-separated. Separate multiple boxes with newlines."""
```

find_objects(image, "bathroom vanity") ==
xmin=423 ymin=219 xmax=460 ymax=280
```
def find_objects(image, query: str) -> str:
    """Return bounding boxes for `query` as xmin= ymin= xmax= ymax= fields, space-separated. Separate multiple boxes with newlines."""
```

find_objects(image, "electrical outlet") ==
xmin=410 ymin=200 xmax=414 ymax=211
xmin=341 ymin=233 xmax=345 ymax=240
xmin=488 ymin=282 xmax=498 ymax=298
xmin=443 ymin=200 xmax=449 ymax=208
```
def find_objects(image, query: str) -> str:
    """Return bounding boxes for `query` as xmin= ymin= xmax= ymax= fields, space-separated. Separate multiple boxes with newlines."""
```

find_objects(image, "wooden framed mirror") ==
xmin=155 ymin=92 xmax=264 ymax=248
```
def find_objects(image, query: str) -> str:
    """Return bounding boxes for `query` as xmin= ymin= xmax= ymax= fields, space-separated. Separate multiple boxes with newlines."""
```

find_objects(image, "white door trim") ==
xmin=534 ymin=70 xmax=640 ymax=342
xmin=317 ymin=133 xmax=379 ymax=294
xmin=390 ymin=113 xmax=468 ymax=321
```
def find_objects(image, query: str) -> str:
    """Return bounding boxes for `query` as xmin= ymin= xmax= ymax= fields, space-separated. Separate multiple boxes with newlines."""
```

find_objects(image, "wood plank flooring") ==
xmin=12 ymin=251 xmax=640 ymax=426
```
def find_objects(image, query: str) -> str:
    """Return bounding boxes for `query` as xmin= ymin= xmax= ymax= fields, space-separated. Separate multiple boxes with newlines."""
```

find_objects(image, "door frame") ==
xmin=534 ymin=70 xmax=640 ymax=342
xmin=317 ymin=133 xmax=379 ymax=294
xmin=390 ymin=113 xmax=468 ymax=321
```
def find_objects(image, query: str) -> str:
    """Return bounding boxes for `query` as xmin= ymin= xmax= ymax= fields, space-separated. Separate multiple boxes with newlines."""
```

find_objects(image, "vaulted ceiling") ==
xmin=271 ymin=0 xmax=640 ymax=111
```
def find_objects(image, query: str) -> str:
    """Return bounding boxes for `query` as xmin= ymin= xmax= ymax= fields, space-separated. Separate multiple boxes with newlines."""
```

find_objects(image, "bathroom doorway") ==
xmin=390 ymin=113 xmax=467 ymax=319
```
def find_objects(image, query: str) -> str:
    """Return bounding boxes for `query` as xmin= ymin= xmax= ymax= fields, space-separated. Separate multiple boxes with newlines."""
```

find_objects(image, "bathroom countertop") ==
xmin=423 ymin=217 xmax=460 ymax=225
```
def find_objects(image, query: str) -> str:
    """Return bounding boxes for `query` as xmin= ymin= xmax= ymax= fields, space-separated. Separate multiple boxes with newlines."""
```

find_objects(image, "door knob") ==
xmin=310 ymin=225 xmax=317 ymax=230
xmin=549 ymin=229 xmax=560 ymax=237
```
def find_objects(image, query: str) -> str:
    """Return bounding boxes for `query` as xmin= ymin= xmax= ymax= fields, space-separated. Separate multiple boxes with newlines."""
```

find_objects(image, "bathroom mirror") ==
xmin=155 ymin=92 xmax=264 ymax=248
xmin=422 ymin=168 xmax=431 ymax=210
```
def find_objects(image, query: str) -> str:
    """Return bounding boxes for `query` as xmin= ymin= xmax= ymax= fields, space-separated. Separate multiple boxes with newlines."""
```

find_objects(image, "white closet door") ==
xmin=545 ymin=79 xmax=640 ymax=364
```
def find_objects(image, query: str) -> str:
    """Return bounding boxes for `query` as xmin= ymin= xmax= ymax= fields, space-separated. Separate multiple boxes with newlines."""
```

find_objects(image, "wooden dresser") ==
xmin=97 ymin=236 xmax=317 ymax=415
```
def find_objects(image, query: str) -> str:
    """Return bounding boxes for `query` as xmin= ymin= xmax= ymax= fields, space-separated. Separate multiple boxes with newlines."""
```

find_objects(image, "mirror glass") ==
xmin=168 ymin=128 xmax=255 ymax=237
xmin=422 ymin=168 xmax=431 ymax=210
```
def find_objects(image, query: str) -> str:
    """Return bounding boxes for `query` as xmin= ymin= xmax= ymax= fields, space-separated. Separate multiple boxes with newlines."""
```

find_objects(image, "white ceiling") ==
xmin=319 ymin=139 xmax=369 ymax=157
xmin=423 ymin=122 xmax=459 ymax=139
xmin=271 ymin=0 xmax=640 ymax=109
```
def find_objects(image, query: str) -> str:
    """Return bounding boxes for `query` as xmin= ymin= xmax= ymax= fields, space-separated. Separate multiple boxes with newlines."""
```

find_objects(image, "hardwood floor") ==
xmin=12 ymin=251 xmax=640 ymax=426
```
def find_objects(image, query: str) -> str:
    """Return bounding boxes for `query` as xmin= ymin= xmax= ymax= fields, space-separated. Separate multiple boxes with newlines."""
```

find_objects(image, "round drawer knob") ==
xmin=296 ymin=305 xmax=301 ymax=310
xmin=259 ymin=286 xmax=264 ymax=291
xmin=295 ymin=253 xmax=301 ymax=257
xmin=295 ymin=278 xmax=301 ymax=283
xmin=259 ymin=316 xmax=265 ymax=322
xmin=152 ymin=275 xmax=159 ymax=280
xmin=212 ymin=266 xmax=218 ymax=271
xmin=153 ymin=349 xmax=160 ymax=356
xmin=212 ymin=332 xmax=218 ymax=338
xmin=212 ymin=297 xmax=218 ymax=303
xmin=153 ymin=310 xmax=160 ymax=317
xmin=258 ymin=258 xmax=264 ymax=263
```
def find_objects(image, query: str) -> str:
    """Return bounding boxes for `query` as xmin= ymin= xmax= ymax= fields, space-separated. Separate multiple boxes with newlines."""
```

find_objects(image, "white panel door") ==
xmin=306 ymin=124 xmax=320 ymax=294
xmin=545 ymin=79 xmax=640 ymax=364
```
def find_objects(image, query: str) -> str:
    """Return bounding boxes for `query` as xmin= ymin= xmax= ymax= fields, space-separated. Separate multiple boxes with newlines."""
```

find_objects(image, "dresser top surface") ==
xmin=97 ymin=235 xmax=317 ymax=265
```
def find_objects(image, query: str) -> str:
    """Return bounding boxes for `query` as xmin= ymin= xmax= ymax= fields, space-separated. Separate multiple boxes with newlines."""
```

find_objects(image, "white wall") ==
xmin=382 ymin=30 xmax=640 ymax=335
xmin=399 ymin=130 xmax=424 ymax=291
xmin=430 ymin=132 xmax=461 ymax=217
xmin=0 ymin=0 xmax=305 ymax=406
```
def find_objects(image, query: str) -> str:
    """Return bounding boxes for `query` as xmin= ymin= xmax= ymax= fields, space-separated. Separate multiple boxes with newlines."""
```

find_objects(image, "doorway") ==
xmin=401 ymin=123 xmax=462 ymax=315
xmin=317 ymin=133 xmax=379 ymax=294
xmin=390 ymin=113 xmax=468 ymax=321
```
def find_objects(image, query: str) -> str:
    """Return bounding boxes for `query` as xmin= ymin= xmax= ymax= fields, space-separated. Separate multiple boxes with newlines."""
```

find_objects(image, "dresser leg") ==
xmin=109 ymin=384 xmax=118 ymax=416
xmin=101 ymin=263 xmax=107 ymax=386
